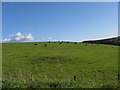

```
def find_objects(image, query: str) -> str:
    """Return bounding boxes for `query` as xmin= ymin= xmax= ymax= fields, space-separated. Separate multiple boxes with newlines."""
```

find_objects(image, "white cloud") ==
xmin=2 ymin=32 xmax=35 ymax=43
xmin=9 ymin=32 xmax=22 ymax=37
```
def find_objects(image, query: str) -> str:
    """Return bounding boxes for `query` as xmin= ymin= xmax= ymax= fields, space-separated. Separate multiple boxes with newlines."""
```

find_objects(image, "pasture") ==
xmin=2 ymin=42 xmax=118 ymax=88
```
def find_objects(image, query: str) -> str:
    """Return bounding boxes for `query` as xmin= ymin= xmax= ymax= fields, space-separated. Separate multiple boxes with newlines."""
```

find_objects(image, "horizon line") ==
xmin=1 ymin=35 xmax=118 ymax=43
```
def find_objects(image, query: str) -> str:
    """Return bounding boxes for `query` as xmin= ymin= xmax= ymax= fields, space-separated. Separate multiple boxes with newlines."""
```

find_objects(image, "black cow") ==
xmin=45 ymin=44 xmax=47 ymax=47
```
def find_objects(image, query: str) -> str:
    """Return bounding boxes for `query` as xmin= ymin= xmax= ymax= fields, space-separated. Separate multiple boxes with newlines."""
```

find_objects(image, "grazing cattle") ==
xmin=34 ymin=44 xmax=37 ymax=45
xmin=60 ymin=42 xmax=62 ymax=44
xmin=45 ymin=44 xmax=47 ymax=47
xmin=75 ymin=42 xmax=77 ymax=44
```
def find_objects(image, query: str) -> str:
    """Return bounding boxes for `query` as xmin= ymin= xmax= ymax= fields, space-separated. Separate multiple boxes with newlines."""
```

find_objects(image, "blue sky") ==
xmin=2 ymin=2 xmax=118 ymax=42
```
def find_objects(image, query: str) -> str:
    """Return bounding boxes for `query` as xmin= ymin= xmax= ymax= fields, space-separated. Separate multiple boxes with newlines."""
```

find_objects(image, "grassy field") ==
xmin=2 ymin=42 xmax=118 ymax=88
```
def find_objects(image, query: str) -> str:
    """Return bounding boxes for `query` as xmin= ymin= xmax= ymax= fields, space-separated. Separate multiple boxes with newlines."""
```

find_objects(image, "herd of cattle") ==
xmin=33 ymin=41 xmax=97 ymax=47
xmin=33 ymin=41 xmax=115 ymax=49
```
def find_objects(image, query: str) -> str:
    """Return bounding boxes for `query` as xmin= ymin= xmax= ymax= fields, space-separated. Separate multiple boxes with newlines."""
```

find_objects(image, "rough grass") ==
xmin=2 ymin=42 xmax=118 ymax=88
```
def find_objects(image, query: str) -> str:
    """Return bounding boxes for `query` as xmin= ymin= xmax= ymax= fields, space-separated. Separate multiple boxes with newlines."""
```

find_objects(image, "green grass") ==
xmin=2 ymin=42 xmax=118 ymax=88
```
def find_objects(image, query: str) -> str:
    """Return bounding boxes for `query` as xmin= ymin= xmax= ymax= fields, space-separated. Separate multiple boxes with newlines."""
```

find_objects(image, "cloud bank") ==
xmin=2 ymin=32 xmax=34 ymax=43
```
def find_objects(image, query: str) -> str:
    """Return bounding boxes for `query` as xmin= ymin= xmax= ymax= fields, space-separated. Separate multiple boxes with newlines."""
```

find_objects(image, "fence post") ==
xmin=74 ymin=75 xmax=77 ymax=81
xmin=118 ymin=73 xmax=120 ymax=81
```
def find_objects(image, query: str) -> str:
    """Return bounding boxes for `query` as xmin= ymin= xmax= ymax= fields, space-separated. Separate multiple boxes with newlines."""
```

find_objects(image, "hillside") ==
xmin=2 ymin=42 xmax=118 ymax=88
xmin=82 ymin=36 xmax=120 ymax=46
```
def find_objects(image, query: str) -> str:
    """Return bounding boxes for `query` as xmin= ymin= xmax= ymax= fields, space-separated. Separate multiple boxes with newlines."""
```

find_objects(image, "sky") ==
xmin=2 ymin=2 xmax=118 ymax=42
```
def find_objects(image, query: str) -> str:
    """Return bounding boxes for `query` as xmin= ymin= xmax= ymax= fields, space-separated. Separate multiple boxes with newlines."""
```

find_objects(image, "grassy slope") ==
xmin=2 ymin=42 xmax=118 ymax=88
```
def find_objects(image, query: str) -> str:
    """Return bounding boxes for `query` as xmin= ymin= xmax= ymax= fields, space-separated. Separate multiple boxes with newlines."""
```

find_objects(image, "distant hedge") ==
xmin=82 ymin=36 xmax=120 ymax=46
